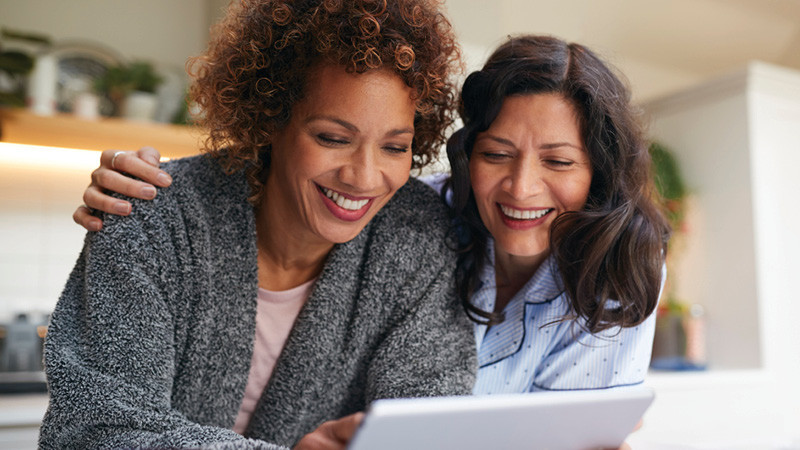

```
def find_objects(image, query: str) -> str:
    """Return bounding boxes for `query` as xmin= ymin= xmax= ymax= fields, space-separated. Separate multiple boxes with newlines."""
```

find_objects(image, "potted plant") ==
xmin=0 ymin=27 xmax=52 ymax=108
xmin=94 ymin=60 xmax=163 ymax=120
xmin=648 ymin=142 xmax=707 ymax=371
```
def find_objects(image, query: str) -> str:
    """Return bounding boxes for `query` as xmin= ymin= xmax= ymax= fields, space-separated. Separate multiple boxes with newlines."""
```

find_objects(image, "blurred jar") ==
xmin=651 ymin=301 xmax=707 ymax=371
xmin=26 ymin=53 xmax=57 ymax=116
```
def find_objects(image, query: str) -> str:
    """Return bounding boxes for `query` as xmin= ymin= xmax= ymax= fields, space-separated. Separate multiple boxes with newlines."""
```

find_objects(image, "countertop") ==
xmin=0 ymin=393 xmax=48 ymax=427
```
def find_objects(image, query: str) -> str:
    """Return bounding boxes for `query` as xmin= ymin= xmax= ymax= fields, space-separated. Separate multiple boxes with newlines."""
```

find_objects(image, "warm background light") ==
xmin=0 ymin=143 xmax=101 ymax=171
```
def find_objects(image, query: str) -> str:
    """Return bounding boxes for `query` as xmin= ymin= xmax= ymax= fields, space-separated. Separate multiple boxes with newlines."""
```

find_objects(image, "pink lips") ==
xmin=496 ymin=203 xmax=552 ymax=230
xmin=317 ymin=184 xmax=374 ymax=222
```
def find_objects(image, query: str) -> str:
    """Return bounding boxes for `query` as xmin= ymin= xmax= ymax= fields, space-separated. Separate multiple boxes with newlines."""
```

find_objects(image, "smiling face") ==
xmin=262 ymin=64 xmax=416 ymax=248
xmin=469 ymin=93 xmax=593 ymax=266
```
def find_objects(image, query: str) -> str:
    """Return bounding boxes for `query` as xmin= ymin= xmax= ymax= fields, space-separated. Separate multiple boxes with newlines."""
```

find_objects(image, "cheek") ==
xmin=468 ymin=161 xmax=485 ymax=198
xmin=560 ymin=174 xmax=592 ymax=210
xmin=386 ymin=154 xmax=413 ymax=192
xmin=468 ymin=165 xmax=496 ymax=228
xmin=469 ymin=163 xmax=496 ymax=209
xmin=281 ymin=142 xmax=322 ymax=179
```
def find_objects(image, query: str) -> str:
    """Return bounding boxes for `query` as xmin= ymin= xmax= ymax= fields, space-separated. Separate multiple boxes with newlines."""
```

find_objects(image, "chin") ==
xmin=497 ymin=239 xmax=549 ymax=259
xmin=320 ymin=224 xmax=368 ymax=244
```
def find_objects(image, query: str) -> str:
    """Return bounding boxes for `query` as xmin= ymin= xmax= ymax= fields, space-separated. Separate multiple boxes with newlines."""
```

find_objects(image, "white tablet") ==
xmin=348 ymin=386 xmax=654 ymax=450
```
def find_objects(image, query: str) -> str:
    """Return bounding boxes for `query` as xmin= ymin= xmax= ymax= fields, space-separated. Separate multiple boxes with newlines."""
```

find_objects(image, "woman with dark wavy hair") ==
xmin=41 ymin=1 xmax=475 ymax=449
xmin=443 ymin=35 xmax=670 ymax=394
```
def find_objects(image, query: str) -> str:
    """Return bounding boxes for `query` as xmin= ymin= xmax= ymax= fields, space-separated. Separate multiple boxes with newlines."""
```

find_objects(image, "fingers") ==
xmin=329 ymin=412 xmax=364 ymax=443
xmin=602 ymin=420 xmax=642 ymax=450
xmin=136 ymin=146 xmax=163 ymax=167
xmin=293 ymin=412 xmax=364 ymax=450
xmin=90 ymin=167 xmax=158 ymax=201
xmin=73 ymin=205 xmax=103 ymax=232
xmin=100 ymin=148 xmax=172 ymax=187
xmin=83 ymin=185 xmax=132 ymax=216
xmin=76 ymin=147 xmax=168 ymax=231
xmin=601 ymin=442 xmax=631 ymax=450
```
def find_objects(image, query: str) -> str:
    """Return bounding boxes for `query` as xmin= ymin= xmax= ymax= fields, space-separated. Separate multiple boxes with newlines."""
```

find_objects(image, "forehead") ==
xmin=487 ymin=93 xmax=582 ymax=139
xmin=298 ymin=64 xmax=416 ymax=113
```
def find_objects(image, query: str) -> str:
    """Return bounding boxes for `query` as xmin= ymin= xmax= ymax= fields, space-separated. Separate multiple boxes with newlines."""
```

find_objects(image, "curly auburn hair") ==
xmin=187 ymin=0 xmax=461 ymax=199
xmin=446 ymin=35 xmax=671 ymax=333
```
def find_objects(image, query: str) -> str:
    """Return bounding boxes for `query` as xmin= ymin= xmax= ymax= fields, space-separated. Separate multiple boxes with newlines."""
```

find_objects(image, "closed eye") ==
xmin=544 ymin=159 xmax=575 ymax=169
xmin=383 ymin=145 xmax=409 ymax=154
xmin=317 ymin=134 xmax=349 ymax=146
xmin=478 ymin=151 xmax=511 ymax=162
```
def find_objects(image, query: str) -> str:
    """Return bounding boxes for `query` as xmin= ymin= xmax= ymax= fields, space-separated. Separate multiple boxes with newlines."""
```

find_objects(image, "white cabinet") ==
xmin=632 ymin=62 xmax=800 ymax=447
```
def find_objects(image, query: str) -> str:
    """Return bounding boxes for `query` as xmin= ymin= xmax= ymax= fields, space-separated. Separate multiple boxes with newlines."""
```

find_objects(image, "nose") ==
xmin=503 ymin=158 xmax=544 ymax=200
xmin=338 ymin=145 xmax=382 ymax=192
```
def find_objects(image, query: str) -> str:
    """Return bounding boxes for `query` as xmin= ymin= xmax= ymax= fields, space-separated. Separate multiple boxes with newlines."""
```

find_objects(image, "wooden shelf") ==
xmin=0 ymin=108 xmax=204 ymax=158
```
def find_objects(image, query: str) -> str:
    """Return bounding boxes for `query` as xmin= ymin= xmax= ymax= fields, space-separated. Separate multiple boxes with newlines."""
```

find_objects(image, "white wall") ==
xmin=634 ymin=62 xmax=800 ymax=446
xmin=444 ymin=0 xmax=800 ymax=103
xmin=748 ymin=64 xmax=800 ymax=435
xmin=0 ymin=0 xmax=216 ymax=69
xmin=646 ymin=75 xmax=761 ymax=370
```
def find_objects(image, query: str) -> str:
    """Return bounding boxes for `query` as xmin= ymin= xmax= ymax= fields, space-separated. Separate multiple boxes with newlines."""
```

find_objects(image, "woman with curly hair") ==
xmin=41 ymin=1 xmax=475 ymax=449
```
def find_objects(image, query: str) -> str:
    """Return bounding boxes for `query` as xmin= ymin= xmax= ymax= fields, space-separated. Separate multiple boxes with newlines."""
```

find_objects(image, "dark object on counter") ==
xmin=650 ymin=304 xmax=707 ymax=371
xmin=0 ymin=313 xmax=48 ymax=393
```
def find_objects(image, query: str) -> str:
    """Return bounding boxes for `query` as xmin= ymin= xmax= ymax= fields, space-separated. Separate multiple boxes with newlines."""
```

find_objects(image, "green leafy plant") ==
xmin=650 ymin=142 xmax=688 ymax=232
xmin=648 ymin=142 xmax=706 ymax=370
xmin=649 ymin=141 xmax=698 ymax=324
xmin=94 ymin=61 xmax=163 ymax=115
xmin=650 ymin=142 xmax=689 ymax=306
xmin=0 ymin=27 xmax=52 ymax=107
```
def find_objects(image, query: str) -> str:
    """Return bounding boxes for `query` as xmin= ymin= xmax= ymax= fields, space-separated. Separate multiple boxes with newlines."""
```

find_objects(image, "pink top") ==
xmin=232 ymin=279 xmax=316 ymax=434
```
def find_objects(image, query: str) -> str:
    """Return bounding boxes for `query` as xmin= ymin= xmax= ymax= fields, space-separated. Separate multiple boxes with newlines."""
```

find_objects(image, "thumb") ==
xmin=329 ymin=412 xmax=365 ymax=444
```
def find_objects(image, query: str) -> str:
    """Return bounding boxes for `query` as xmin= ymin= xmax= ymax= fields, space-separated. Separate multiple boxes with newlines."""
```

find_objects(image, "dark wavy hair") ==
xmin=446 ymin=35 xmax=671 ymax=333
xmin=188 ymin=0 xmax=460 ymax=199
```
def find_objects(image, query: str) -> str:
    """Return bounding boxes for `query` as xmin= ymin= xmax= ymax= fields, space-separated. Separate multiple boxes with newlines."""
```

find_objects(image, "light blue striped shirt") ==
xmin=472 ymin=239 xmax=657 ymax=395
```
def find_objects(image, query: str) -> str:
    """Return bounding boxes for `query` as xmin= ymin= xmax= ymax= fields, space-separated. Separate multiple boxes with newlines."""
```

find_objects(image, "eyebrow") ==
xmin=540 ymin=142 xmax=583 ymax=151
xmin=306 ymin=115 xmax=414 ymax=137
xmin=477 ymin=134 xmax=583 ymax=151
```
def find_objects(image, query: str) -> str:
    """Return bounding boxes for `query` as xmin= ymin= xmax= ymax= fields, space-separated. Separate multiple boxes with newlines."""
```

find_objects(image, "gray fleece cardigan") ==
xmin=40 ymin=155 xmax=477 ymax=449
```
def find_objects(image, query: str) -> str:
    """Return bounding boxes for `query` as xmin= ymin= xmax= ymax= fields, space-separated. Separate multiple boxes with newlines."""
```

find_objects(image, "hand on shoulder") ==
xmin=74 ymin=146 xmax=171 ymax=231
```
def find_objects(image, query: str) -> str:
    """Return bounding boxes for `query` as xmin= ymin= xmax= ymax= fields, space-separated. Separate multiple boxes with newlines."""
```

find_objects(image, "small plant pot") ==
xmin=73 ymin=92 xmax=100 ymax=120
xmin=122 ymin=90 xmax=158 ymax=121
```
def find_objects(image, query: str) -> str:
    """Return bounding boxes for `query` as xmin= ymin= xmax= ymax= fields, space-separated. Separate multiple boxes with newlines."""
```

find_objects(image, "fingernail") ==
xmin=141 ymin=186 xmax=157 ymax=199
xmin=114 ymin=202 xmax=131 ymax=215
xmin=146 ymin=156 xmax=160 ymax=166
xmin=156 ymin=173 xmax=172 ymax=186
xmin=89 ymin=220 xmax=102 ymax=232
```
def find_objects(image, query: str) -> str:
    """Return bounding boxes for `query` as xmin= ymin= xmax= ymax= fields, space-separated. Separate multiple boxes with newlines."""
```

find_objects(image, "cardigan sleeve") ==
xmin=39 ymin=211 xmax=283 ymax=450
xmin=365 ymin=259 xmax=477 ymax=401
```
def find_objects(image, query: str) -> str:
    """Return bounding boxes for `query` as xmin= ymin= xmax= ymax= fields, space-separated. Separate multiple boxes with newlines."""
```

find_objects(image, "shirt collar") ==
xmin=477 ymin=239 xmax=563 ymax=306
xmin=473 ymin=239 xmax=564 ymax=365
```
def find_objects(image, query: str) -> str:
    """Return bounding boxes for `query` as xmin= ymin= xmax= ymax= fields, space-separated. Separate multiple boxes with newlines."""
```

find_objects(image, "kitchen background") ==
xmin=1 ymin=0 xmax=799 ymax=449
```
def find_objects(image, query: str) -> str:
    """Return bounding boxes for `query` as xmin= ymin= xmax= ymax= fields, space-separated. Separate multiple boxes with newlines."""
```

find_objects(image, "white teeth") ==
xmin=500 ymin=205 xmax=551 ymax=220
xmin=322 ymin=187 xmax=369 ymax=211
